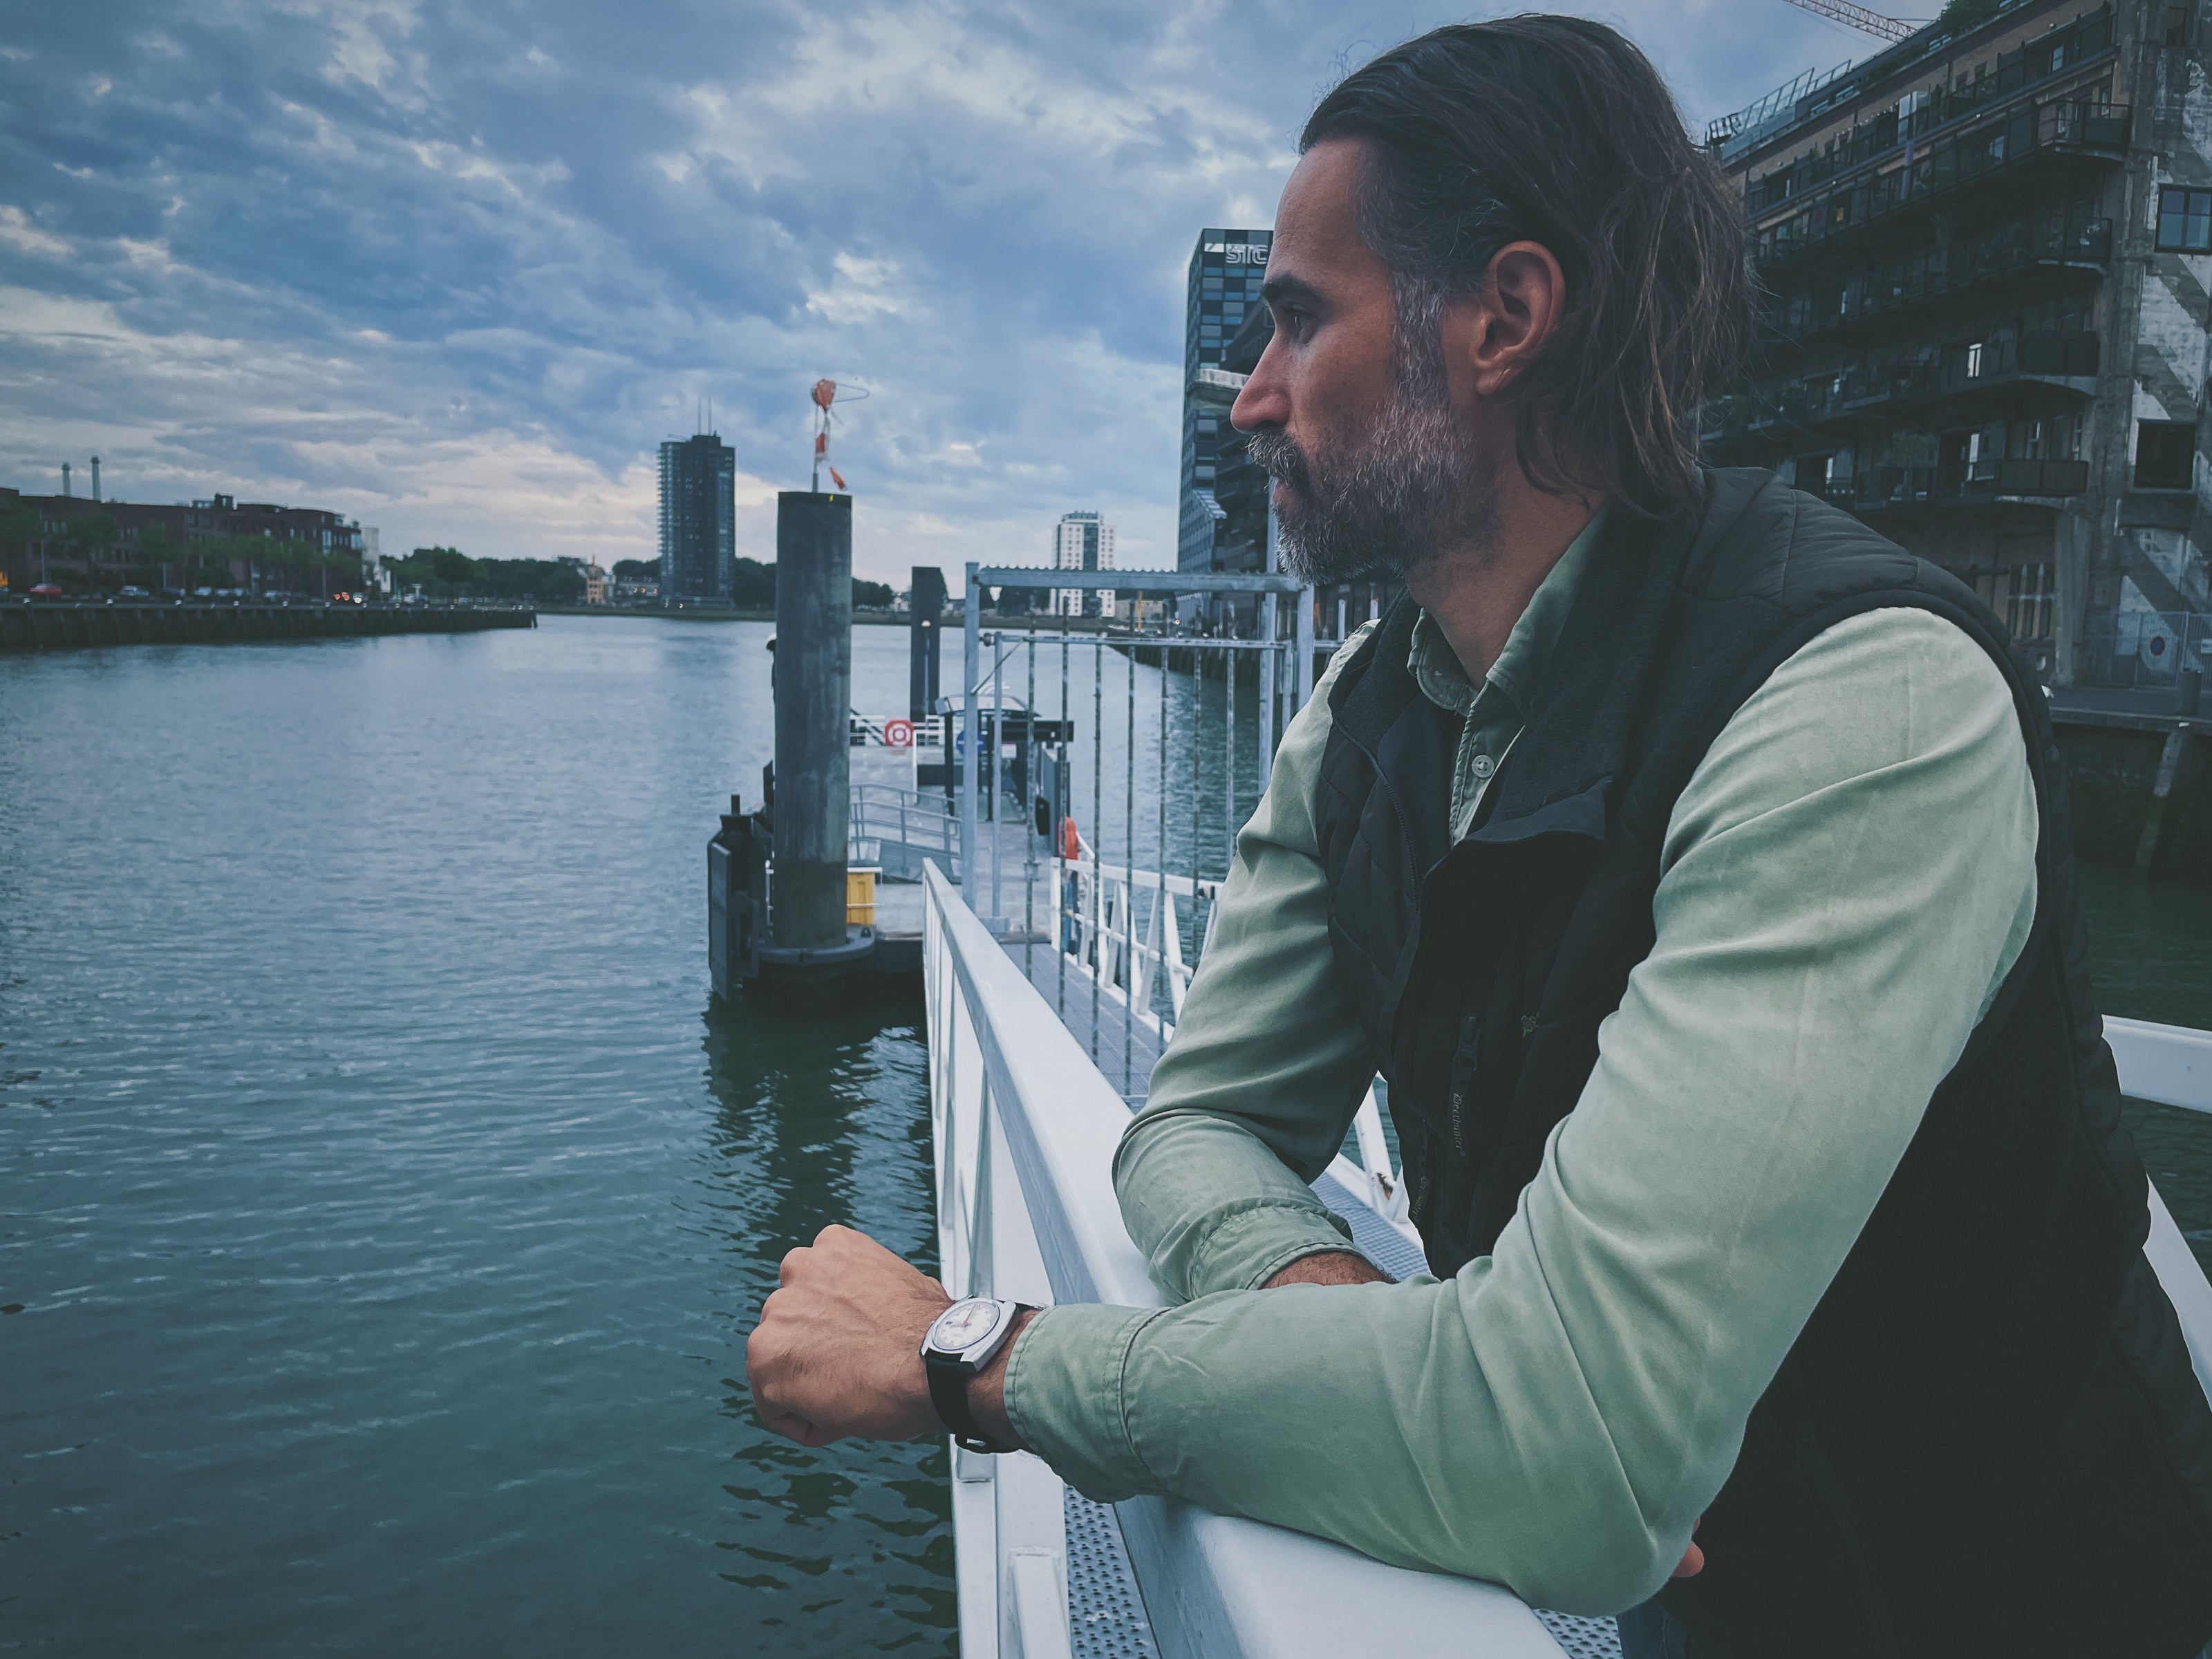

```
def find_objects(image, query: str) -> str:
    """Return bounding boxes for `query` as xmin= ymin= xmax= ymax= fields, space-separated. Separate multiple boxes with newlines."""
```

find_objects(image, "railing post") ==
xmin=964 ymin=563 xmax=981 ymax=889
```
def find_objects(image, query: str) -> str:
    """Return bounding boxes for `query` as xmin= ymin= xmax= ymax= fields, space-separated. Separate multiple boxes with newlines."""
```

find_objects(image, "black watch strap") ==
xmin=925 ymin=1351 xmax=1011 ymax=1453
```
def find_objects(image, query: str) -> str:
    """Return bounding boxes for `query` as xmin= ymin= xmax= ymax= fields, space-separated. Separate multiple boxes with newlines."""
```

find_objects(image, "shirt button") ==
xmin=1471 ymin=753 xmax=1496 ymax=780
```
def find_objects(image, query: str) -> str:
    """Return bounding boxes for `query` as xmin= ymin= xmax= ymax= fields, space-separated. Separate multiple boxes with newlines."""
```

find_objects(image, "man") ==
xmin=748 ymin=19 xmax=2212 ymax=1656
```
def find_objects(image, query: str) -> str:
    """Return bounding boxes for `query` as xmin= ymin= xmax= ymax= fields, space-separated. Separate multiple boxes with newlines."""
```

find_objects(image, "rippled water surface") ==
xmin=5 ymin=617 xmax=2211 ymax=1656
xmin=1 ymin=618 xmax=950 ymax=1656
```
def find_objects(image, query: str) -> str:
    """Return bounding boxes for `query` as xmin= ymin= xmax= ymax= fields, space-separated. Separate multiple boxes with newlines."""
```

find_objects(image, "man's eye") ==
xmin=1282 ymin=308 xmax=1313 ymax=340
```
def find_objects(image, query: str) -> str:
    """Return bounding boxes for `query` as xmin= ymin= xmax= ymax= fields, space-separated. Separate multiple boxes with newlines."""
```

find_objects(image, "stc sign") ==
xmin=1203 ymin=242 xmax=1271 ymax=265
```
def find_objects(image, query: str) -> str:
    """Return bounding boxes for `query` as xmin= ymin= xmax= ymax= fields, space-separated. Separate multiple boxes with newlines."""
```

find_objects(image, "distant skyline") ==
xmin=0 ymin=1 xmax=1874 ymax=588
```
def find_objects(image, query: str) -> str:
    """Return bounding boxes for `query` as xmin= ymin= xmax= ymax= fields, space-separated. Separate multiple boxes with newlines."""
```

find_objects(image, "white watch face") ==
xmin=930 ymin=1298 xmax=1004 ymax=1354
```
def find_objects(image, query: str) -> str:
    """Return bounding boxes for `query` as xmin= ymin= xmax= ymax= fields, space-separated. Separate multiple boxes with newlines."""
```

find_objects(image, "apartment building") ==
xmin=1704 ymin=0 xmax=2210 ymax=685
xmin=1050 ymin=510 xmax=1116 ymax=619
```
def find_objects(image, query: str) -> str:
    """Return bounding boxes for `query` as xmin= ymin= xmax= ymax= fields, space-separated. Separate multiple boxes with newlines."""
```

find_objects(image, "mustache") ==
xmin=1243 ymin=427 xmax=1309 ymax=491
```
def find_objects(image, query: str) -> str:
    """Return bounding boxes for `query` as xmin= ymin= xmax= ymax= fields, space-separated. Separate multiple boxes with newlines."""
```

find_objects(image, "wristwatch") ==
xmin=920 ymin=1297 xmax=1025 ymax=1453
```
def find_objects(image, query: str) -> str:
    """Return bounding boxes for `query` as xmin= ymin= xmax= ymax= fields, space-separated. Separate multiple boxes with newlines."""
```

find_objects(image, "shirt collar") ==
xmin=1407 ymin=504 xmax=1611 ymax=718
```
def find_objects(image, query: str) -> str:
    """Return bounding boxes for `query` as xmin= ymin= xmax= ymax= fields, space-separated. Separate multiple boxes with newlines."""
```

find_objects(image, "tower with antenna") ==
xmin=657 ymin=408 xmax=738 ymax=608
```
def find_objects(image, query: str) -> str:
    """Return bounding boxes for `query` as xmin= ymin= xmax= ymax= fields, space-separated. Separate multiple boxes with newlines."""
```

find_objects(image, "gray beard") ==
xmin=1246 ymin=354 xmax=1498 ymax=590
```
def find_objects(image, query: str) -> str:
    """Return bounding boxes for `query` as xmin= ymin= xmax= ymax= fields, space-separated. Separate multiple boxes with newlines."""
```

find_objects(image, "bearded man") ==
xmin=747 ymin=17 xmax=2212 ymax=1655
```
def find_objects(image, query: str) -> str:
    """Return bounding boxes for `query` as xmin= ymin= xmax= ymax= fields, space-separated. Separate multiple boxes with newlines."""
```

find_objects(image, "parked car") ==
xmin=119 ymin=585 xmax=149 ymax=599
xmin=29 ymin=583 xmax=64 ymax=599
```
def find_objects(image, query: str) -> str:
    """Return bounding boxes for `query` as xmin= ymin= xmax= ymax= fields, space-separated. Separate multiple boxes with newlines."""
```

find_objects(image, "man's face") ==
xmin=1234 ymin=139 xmax=1498 ymax=585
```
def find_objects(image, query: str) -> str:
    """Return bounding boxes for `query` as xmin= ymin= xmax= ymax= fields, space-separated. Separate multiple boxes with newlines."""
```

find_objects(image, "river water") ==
xmin=2 ymin=616 xmax=2207 ymax=1657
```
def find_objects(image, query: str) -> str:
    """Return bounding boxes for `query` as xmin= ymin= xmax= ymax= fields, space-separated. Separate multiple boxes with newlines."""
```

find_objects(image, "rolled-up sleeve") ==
xmin=1006 ymin=609 xmax=2039 ymax=1614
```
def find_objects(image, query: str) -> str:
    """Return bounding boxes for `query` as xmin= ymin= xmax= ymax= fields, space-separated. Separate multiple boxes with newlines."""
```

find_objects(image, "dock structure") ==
xmin=0 ymin=600 xmax=535 ymax=651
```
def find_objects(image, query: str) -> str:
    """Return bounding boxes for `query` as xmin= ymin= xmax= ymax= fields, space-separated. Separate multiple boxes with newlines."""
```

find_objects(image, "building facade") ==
xmin=0 ymin=485 xmax=367 ymax=595
xmin=1050 ymin=510 xmax=1117 ymax=617
xmin=1705 ymin=0 xmax=2211 ymax=686
xmin=657 ymin=432 xmax=737 ymax=608
xmin=1179 ymin=229 xmax=1275 ymax=599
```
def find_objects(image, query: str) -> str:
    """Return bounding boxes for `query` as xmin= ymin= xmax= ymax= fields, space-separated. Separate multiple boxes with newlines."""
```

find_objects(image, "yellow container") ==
xmin=847 ymin=867 xmax=879 ymax=927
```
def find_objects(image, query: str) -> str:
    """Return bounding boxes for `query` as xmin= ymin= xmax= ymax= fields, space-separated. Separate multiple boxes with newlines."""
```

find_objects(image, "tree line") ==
xmin=608 ymin=556 xmax=893 ymax=610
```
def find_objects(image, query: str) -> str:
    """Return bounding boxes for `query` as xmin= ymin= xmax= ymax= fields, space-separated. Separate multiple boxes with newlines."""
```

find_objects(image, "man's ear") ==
xmin=1456 ymin=241 xmax=1568 ymax=401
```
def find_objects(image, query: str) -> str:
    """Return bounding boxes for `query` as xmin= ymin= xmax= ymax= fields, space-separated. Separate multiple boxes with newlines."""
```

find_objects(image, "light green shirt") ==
xmin=1002 ymin=521 xmax=2040 ymax=1615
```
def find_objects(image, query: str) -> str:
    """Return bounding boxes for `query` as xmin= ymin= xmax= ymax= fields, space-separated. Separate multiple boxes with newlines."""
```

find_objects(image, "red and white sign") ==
xmin=883 ymin=717 xmax=915 ymax=749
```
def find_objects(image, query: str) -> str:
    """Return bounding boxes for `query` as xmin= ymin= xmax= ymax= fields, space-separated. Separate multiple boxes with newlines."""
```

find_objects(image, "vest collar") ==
xmin=1468 ymin=469 xmax=1760 ymax=846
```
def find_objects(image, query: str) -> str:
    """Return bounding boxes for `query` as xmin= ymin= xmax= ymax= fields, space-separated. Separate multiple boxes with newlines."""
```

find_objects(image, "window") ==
xmin=2010 ymin=563 xmax=2054 ymax=643
xmin=2157 ymin=186 xmax=2212 ymax=252
xmin=2135 ymin=420 xmax=2195 ymax=489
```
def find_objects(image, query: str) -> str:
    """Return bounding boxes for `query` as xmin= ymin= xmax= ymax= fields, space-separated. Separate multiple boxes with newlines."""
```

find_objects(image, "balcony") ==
xmin=1750 ymin=100 xmax=2128 ymax=279
xmin=1827 ymin=331 xmax=2100 ymax=427
xmin=1743 ymin=3 xmax=2124 ymax=221
xmin=1768 ymin=210 xmax=2110 ymax=352
xmin=1707 ymin=333 xmax=2101 ymax=462
xmin=1833 ymin=456 xmax=2091 ymax=514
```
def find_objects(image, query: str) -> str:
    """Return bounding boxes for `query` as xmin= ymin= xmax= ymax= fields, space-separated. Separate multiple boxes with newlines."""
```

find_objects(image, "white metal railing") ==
xmin=924 ymin=861 xmax=1568 ymax=1658
xmin=2108 ymin=1017 xmax=2212 ymax=1405
xmin=850 ymin=782 xmax=958 ymax=869
xmin=1040 ymin=849 xmax=1412 ymax=1228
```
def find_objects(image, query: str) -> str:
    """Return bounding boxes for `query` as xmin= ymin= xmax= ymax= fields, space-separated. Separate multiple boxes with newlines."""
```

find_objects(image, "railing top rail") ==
xmin=2108 ymin=1016 xmax=2212 ymax=1115
xmin=971 ymin=565 xmax=1306 ymax=595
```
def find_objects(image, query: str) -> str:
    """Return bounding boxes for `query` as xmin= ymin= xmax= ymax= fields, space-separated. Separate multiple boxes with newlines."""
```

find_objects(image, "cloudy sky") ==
xmin=0 ymin=1 xmax=1863 ymax=585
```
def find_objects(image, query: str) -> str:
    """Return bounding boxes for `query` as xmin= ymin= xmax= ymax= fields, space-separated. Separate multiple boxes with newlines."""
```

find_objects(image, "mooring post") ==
xmin=771 ymin=490 xmax=854 ymax=959
xmin=2135 ymin=722 xmax=2205 ymax=881
xmin=910 ymin=565 xmax=945 ymax=721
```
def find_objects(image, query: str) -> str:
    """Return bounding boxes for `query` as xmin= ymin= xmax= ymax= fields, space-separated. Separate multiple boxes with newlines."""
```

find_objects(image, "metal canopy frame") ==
xmin=959 ymin=563 xmax=1317 ymax=914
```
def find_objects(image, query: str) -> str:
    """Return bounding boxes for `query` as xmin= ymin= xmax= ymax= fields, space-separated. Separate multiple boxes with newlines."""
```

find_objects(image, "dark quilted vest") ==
xmin=1313 ymin=469 xmax=2212 ymax=1658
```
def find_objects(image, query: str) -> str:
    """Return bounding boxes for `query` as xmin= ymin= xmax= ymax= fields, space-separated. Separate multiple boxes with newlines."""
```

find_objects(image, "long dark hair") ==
xmin=1301 ymin=16 xmax=1752 ymax=519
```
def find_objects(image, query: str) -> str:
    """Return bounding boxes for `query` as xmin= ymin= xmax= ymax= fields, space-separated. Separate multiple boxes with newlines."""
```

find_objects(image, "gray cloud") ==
xmin=0 ymin=0 xmax=1858 ymax=583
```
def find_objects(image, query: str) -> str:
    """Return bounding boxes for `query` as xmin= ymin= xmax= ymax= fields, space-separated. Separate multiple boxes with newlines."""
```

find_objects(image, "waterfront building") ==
xmin=583 ymin=562 xmax=608 ymax=606
xmin=1179 ymin=229 xmax=1274 ymax=627
xmin=0 ymin=485 xmax=367 ymax=595
xmin=657 ymin=431 xmax=737 ymax=608
xmin=1703 ymin=0 xmax=2211 ymax=686
xmin=1050 ymin=510 xmax=1116 ymax=618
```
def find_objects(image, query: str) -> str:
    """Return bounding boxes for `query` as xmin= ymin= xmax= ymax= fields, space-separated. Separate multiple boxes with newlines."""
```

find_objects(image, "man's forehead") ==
xmin=1270 ymin=139 xmax=1376 ymax=280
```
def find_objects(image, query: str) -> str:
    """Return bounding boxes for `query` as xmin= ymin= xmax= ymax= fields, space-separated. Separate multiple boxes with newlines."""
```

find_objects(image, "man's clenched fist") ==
xmin=745 ymin=1225 xmax=959 ymax=1447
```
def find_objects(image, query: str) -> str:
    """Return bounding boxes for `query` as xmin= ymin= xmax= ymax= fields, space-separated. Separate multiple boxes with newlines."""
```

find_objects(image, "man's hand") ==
xmin=747 ymin=1225 xmax=955 ymax=1446
xmin=1263 ymin=1250 xmax=1391 ymax=1289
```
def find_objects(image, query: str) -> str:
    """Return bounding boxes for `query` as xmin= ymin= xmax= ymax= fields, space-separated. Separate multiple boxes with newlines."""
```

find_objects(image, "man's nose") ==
xmin=1231 ymin=347 xmax=1290 ymax=432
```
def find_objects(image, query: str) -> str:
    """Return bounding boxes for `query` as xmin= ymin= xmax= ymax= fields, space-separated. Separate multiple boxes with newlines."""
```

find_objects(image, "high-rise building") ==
xmin=1703 ymin=0 xmax=2209 ymax=687
xmin=1179 ymin=229 xmax=1273 ymax=601
xmin=657 ymin=431 xmax=736 ymax=608
xmin=1051 ymin=510 xmax=1116 ymax=617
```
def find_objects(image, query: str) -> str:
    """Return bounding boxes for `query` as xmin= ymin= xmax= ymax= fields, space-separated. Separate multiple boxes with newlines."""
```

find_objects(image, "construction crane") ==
xmin=1783 ymin=0 xmax=1922 ymax=43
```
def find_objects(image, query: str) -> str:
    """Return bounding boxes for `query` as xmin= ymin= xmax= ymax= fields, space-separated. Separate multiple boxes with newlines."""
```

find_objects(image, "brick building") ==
xmin=1703 ymin=0 xmax=2211 ymax=686
xmin=0 ymin=487 xmax=368 ymax=596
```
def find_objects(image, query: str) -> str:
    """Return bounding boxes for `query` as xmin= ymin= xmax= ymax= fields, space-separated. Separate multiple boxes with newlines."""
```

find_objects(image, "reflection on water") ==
xmin=698 ymin=998 xmax=953 ymax=1648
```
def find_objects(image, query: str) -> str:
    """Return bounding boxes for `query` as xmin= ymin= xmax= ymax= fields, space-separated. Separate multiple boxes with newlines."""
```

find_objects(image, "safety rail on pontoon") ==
xmin=923 ymin=859 xmax=1572 ymax=1658
xmin=924 ymin=857 xmax=2212 ymax=1659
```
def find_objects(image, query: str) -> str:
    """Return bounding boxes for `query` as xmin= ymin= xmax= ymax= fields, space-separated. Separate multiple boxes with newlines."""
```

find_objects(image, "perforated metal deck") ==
xmin=1536 ymin=1611 xmax=1625 ymax=1657
xmin=1064 ymin=1489 xmax=1160 ymax=1658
